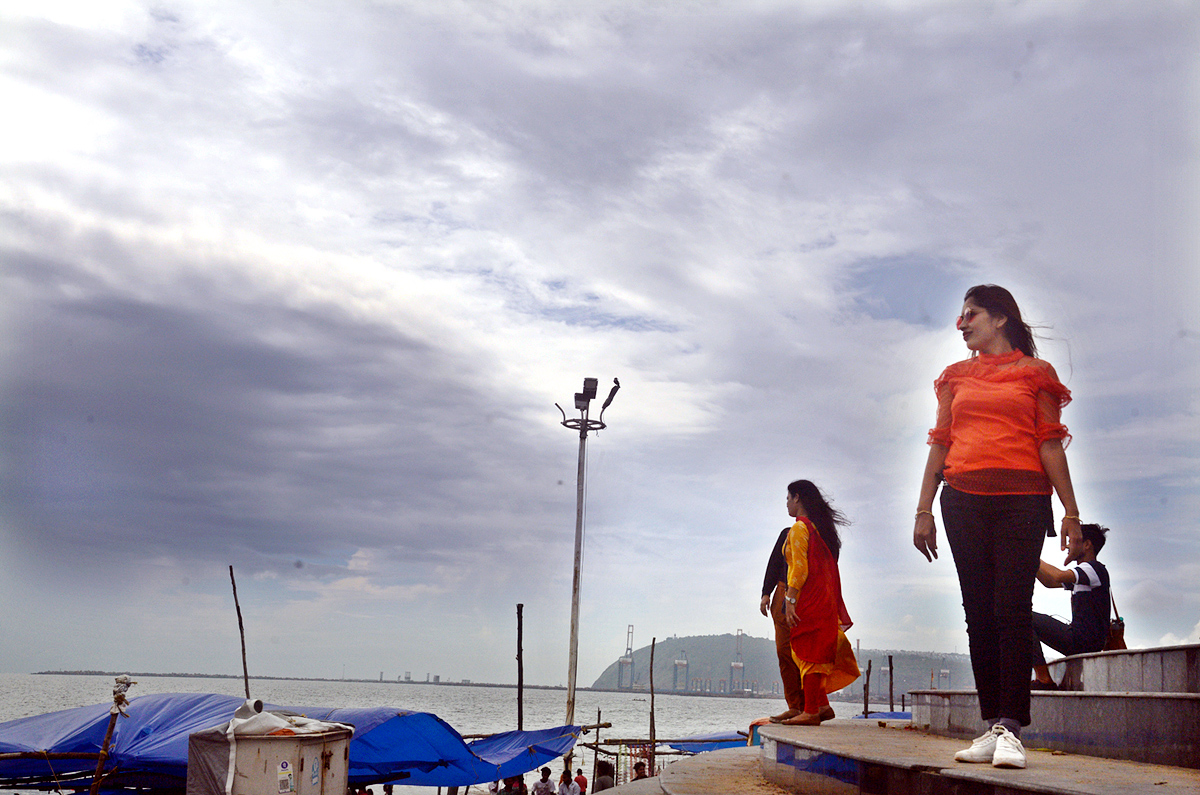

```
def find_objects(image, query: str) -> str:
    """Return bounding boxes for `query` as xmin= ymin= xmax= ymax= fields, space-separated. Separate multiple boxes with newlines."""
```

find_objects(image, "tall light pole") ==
xmin=556 ymin=377 xmax=620 ymax=728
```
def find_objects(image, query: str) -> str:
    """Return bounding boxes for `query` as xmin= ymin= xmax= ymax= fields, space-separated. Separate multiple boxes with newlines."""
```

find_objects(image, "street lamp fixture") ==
xmin=555 ymin=377 xmax=619 ymax=731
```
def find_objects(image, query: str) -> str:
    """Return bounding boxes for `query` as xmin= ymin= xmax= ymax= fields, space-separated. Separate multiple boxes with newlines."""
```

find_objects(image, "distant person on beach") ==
xmin=530 ymin=767 xmax=554 ymax=795
xmin=913 ymin=284 xmax=1081 ymax=770
xmin=631 ymin=761 xmax=649 ymax=780
xmin=574 ymin=768 xmax=587 ymax=794
xmin=1031 ymin=523 xmax=1111 ymax=688
xmin=592 ymin=761 xmax=614 ymax=791
xmin=557 ymin=769 xmax=581 ymax=795
xmin=760 ymin=524 xmax=805 ymax=722
xmin=499 ymin=775 xmax=526 ymax=794
xmin=780 ymin=479 xmax=859 ymax=726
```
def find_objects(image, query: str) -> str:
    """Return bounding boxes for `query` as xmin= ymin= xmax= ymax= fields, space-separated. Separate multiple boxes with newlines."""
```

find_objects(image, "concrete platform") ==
xmin=658 ymin=746 xmax=787 ymax=795
xmin=601 ymin=747 xmax=789 ymax=794
xmin=1048 ymin=643 xmax=1200 ymax=693
xmin=601 ymin=722 xmax=1200 ymax=795
xmin=910 ymin=689 xmax=1200 ymax=767
xmin=758 ymin=719 xmax=1200 ymax=794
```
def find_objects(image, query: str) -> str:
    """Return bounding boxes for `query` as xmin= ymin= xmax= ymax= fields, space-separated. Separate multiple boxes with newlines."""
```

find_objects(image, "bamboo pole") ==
xmin=88 ymin=677 xmax=134 ymax=795
xmin=229 ymin=566 xmax=250 ymax=699
xmin=862 ymin=659 xmax=872 ymax=718
xmin=585 ymin=737 xmax=740 ymax=745
xmin=87 ymin=712 xmax=119 ymax=795
xmin=591 ymin=709 xmax=601 ymax=787
xmin=516 ymin=603 xmax=524 ymax=731
xmin=648 ymin=638 xmax=656 ymax=774
xmin=888 ymin=654 xmax=894 ymax=713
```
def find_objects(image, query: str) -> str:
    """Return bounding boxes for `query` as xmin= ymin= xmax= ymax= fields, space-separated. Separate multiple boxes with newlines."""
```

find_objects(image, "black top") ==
xmin=761 ymin=526 xmax=791 ymax=597
xmin=1068 ymin=559 xmax=1111 ymax=650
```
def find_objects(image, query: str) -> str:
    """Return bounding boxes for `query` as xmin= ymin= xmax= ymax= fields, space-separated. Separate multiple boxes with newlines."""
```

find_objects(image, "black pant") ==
xmin=941 ymin=485 xmax=1051 ymax=727
xmin=1032 ymin=612 xmax=1105 ymax=667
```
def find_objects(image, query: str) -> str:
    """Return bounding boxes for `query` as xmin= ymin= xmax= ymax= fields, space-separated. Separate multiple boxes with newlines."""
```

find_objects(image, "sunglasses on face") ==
xmin=955 ymin=308 xmax=983 ymax=329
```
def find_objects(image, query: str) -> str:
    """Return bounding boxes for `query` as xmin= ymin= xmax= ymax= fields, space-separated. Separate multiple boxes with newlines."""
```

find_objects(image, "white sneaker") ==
xmin=991 ymin=726 xmax=1026 ymax=769
xmin=954 ymin=725 xmax=1002 ymax=763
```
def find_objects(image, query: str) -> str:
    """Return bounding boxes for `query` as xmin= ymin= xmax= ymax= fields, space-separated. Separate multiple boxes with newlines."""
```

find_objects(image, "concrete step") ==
xmin=910 ymin=689 xmax=1200 ymax=768
xmin=1047 ymin=643 xmax=1200 ymax=693
xmin=757 ymin=719 xmax=1200 ymax=795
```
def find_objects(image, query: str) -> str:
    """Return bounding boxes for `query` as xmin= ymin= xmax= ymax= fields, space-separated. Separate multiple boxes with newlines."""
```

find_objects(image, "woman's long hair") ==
xmin=787 ymin=479 xmax=847 ymax=560
xmin=964 ymin=284 xmax=1037 ymax=358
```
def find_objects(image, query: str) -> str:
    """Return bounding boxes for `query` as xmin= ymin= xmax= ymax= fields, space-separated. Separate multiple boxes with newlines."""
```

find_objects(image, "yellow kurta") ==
xmin=784 ymin=518 xmax=860 ymax=693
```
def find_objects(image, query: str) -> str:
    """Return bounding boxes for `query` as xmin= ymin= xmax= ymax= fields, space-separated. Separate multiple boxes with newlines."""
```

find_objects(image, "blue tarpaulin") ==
xmin=662 ymin=731 xmax=746 ymax=754
xmin=0 ymin=693 xmax=579 ymax=791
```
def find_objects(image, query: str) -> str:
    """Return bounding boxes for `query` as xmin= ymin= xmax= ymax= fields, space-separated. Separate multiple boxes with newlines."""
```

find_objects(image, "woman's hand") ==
xmin=1060 ymin=515 xmax=1081 ymax=548
xmin=915 ymin=445 xmax=946 ymax=562
xmin=914 ymin=512 xmax=938 ymax=562
xmin=759 ymin=594 xmax=771 ymax=617
xmin=1040 ymin=439 xmax=1079 ymax=552
xmin=785 ymin=601 xmax=799 ymax=627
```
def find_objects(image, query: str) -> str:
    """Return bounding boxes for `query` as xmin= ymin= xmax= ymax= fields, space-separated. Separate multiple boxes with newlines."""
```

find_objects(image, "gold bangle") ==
xmin=1063 ymin=515 xmax=1080 ymax=521
xmin=916 ymin=509 xmax=934 ymax=518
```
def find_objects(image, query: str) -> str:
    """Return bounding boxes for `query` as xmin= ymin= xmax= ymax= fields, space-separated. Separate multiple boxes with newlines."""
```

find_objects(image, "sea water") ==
xmin=0 ymin=673 xmax=896 ymax=793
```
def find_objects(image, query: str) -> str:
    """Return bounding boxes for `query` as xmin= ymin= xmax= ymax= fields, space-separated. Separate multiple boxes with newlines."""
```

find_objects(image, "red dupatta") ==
xmin=788 ymin=517 xmax=853 ymax=665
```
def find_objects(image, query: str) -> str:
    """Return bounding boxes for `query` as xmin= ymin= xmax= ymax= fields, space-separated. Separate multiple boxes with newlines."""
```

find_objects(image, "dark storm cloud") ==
xmin=0 ymin=251 xmax=567 ymax=574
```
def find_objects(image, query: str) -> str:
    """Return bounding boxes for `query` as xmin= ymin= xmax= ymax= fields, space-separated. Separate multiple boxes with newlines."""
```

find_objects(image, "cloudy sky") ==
xmin=1 ymin=0 xmax=1197 ymax=695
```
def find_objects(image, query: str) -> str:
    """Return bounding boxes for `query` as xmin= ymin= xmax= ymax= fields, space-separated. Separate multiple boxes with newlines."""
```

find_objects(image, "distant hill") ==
xmin=589 ymin=633 xmax=973 ymax=702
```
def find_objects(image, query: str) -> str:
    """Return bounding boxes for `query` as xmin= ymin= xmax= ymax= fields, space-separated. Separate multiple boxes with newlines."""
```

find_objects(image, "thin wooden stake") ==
xmin=862 ymin=659 xmax=872 ymax=718
xmin=229 ymin=566 xmax=250 ymax=699
xmin=516 ymin=603 xmax=524 ymax=732
xmin=888 ymin=654 xmax=894 ymax=713
xmin=88 ymin=711 xmax=119 ymax=795
xmin=649 ymin=638 xmax=656 ymax=774
xmin=89 ymin=677 xmax=134 ymax=795
xmin=592 ymin=708 xmax=601 ymax=786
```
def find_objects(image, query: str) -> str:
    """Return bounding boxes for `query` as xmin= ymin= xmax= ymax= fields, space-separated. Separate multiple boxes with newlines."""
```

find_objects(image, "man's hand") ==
xmin=759 ymin=594 xmax=770 ymax=617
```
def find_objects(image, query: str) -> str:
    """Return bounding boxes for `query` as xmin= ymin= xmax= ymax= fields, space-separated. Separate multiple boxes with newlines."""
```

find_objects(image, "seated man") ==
xmin=1031 ymin=522 xmax=1112 ymax=689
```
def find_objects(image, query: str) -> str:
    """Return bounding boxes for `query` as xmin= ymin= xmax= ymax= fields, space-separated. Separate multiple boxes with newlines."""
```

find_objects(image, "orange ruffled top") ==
xmin=928 ymin=350 xmax=1071 ymax=496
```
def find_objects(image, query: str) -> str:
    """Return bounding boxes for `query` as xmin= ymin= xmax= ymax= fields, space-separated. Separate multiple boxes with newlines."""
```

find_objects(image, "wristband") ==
xmin=915 ymin=509 xmax=934 ymax=518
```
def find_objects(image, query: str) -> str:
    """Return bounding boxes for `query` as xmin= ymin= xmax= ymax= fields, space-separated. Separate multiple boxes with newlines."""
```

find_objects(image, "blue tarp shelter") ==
xmin=0 ymin=693 xmax=579 ymax=791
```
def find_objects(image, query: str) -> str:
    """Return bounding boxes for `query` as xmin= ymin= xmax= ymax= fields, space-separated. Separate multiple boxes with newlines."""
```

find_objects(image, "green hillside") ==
xmin=589 ymin=633 xmax=973 ymax=702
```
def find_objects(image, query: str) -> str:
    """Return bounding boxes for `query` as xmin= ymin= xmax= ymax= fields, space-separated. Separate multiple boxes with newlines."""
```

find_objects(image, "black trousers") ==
xmin=941 ymin=485 xmax=1051 ymax=727
xmin=1032 ymin=612 xmax=1105 ymax=667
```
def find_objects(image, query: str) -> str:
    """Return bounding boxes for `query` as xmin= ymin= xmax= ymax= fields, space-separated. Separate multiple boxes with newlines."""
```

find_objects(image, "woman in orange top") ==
xmin=913 ymin=285 xmax=1080 ymax=769
xmin=781 ymin=479 xmax=859 ymax=726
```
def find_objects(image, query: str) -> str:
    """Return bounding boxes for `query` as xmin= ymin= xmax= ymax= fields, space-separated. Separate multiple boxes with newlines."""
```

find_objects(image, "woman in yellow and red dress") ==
xmin=781 ymin=479 xmax=859 ymax=725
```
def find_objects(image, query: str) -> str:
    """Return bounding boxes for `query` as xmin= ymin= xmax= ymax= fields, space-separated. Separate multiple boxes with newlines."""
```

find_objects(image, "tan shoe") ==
xmin=818 ymin=705 xmax=835 ymax=721
xmin=769 ymin=709 xmax=800 ymax=723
